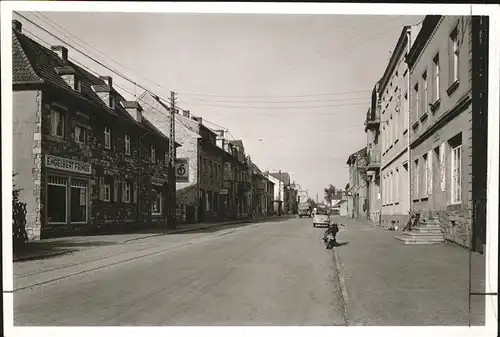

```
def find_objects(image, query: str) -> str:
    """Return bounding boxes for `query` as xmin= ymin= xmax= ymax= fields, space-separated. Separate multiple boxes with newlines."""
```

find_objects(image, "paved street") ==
xmin=14 ymin=218 xmax=347 ymax=326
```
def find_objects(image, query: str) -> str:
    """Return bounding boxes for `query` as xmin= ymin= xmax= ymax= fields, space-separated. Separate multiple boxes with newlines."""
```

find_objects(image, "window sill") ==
xmin=447 ymin=80 xmax=460 ymax=96
xmin=403 ymin=129 xmax=408 ymax=135
xmin=412 ymin=198 xmax=420 ymax=202
xmin=419 ymin=112 xmax=429 ymax=122
xmin=395 ymin=138 xmax=399 ymax=144
xmin=447 ymin=202 xmax=462 ymax=210
xmin=395 ymin=202 xmax=400 ymax=205
xmin=411 ymin=121 xmax=419 ymax=130
xmin=420 ymin=197 xmax=429 ymax=201
xmin=430 ymin=99 xmax=441 ymax=113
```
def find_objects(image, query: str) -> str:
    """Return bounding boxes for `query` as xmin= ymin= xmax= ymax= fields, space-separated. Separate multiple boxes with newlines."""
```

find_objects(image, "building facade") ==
xmin=365 ymin=84 xmax=382 ymax=225
xmin=405 ymin=15 xmax=474 ymax=248
xmin=12 ymin=21 xmax=179 ymax=239
xmin=346 ymin=148 xmax=368 ymax=219
xmin=379 ymin=24 xmax=422 ymax=229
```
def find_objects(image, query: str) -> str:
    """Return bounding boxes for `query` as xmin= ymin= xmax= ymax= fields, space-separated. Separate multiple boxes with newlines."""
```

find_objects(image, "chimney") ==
xmin=12 ymin=20 xmax=22 ymax=33
xmin=183 ymin=110 xmax=190 ymax=118
xmin=99 ymin=76 xmax=113 ymax=88
xmin=51 ymin=45 xmax=68 ymax=62
xmin=122 ymin=101 xmax=143 ymax=123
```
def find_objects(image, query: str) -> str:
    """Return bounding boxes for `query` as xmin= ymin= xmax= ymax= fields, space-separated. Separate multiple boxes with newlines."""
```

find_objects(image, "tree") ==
xmin=306 ymin=197 xmax=317 ymax=209
xmin=324 ymin=184 xmax=342 ymax=204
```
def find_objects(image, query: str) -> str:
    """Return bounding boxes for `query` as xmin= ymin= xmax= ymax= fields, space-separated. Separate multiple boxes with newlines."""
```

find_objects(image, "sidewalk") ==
xmin=13 ymin=215 xmax=291 ymax=262
xmin=332 ymin=216 xmax=486 ymax=326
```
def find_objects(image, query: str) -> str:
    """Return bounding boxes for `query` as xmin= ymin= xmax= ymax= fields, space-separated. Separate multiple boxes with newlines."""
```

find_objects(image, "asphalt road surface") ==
xmin=14 ymin=217 xmax=346 ymax=326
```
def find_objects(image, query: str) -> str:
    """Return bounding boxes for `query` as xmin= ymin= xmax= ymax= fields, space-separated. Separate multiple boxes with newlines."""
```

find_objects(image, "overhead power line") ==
xmin=179 ymin=94 xmax=371 ymax=104
xmin=184 ymin=101 xmax=369 ymax=109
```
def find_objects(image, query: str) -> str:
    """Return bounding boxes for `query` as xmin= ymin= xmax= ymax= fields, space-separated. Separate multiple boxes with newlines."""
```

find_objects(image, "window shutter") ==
xmin=428 ymin=150 xmax=433 ymax=195
xmin=133 ymin=182 xmax=138 ymax=203
xmin=99 ymin=177 xmax=104 ymax=200
xmin=114 ymin=178 xmax=119 ymax=202
xmin=440 ymin=143 xmax=446 ymax=191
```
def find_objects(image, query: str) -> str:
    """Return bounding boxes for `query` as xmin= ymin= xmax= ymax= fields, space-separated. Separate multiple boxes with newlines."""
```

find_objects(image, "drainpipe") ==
xmin=406 ymin=28 xmax=412 ymax=218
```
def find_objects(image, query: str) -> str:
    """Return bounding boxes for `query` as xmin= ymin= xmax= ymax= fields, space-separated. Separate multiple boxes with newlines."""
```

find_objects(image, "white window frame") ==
xmin=427 ymin=150 xmax=433 ymax=195
xmin=151 ymin=189 xmax=162 ymax=215
xmin=423 ymin=71 xmax=428 ymax=113
xmin=122 ymin=181 xmax=131 ymax=203
xmin=450 ymin=144 xmax=462 ymax=204
xmin=50 ymin=109 xmax=65 ymax=137
xmin=74 ymin=124 xmax=86 ymax=145
xmin=104 ymin=126 xmax=111 ymax=149
xmin=422 ymin=155 xmax=428 ymax=197
xmin=124 ymin=134 xmax=131 ymax=155
xmin=440 ymin=143 xmax=446 ymax=192
xmin=110 ymin=95 xmax=116 ymax=109
xmin=103 ymin=183 xmax=111 ymax=202
xmin=414 ymin=83 xmax=420 ymax=121
xmin=395 ymin=168 xmax=399 ymax=203
xmin=433 ymin=53 xmax=440 ymax=102
xmin=151 ymin=145 xmax=156 ymax=163
xmin=414 ymin=160 xmax=419 ymax=199
xmin=47 ymin=176 xmax=68 ymax=224
xmin=451 ymin=27 xmax=459 ymax=83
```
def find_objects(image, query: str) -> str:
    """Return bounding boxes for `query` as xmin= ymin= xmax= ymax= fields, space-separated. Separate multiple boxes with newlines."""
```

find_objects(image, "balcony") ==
xmin=366 ymin=149 xmax=381 ymax=171
xmin=365 ymin=106 xmax=381 ymax=130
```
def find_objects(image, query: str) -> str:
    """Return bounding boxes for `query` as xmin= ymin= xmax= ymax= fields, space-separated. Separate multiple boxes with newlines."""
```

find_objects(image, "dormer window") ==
xmin=110 ymin=95 xmax=115 ymax=110
xmin=74 ymin=76 xmax=81 ymax=92
xmin=55 ymin=66 xmax=81 ymax=92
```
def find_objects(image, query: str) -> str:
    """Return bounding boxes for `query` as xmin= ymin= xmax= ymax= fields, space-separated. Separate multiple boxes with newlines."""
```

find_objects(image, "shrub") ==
xmin=13 ymin=173 xmax=28 ymax=247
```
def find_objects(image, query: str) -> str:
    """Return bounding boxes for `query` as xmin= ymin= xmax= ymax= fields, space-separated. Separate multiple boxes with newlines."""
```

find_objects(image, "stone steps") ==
xmin=395 ymin=229 xmax=445 ymax=245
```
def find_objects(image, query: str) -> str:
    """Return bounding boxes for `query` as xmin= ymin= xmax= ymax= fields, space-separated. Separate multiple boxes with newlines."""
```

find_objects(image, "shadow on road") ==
xmin=13 ymin=240 xmax=117 ymax=262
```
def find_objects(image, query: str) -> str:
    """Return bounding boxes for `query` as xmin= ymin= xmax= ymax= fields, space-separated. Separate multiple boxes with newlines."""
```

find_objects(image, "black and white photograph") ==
xmin=1 ymin=2 xmax=498 ymax=336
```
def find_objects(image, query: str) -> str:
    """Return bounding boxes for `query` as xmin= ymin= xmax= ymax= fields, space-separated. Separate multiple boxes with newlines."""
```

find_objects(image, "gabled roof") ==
xmin=346 ymin=147 xmax=367 ymax=165
xmin=12 ymin=27 xmax=173 ymax=143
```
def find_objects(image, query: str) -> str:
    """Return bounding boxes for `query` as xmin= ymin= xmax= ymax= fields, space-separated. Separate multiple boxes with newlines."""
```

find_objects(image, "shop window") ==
xmin=50 ymin=109 xmax=65 ymax=137
xmin=151 ymin=188 xmax=162 ymax=215
xmin=70 ymin=179 xmax=88 ymax=223
xmin=104 ymin=126 xmax=111 ymax=149
xmin=74 ymin=125 xmax=87 ymax=145
xmin=47 ymin=176 xmax=68 ymax=223
xmin=124 ymin=134 xmax=131 ymax=155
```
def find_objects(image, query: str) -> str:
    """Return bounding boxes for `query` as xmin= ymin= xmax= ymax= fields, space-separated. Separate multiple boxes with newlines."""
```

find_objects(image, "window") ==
xmin=74 ymin=77 xmax=82 ymax=92
xmin=70 ymin=179 xmax=88 ymax=222
xmin=433 ymin=54 xmax=440 ymax=102
xmin=450 ymin=26 xmax=459 ymax=84
xmin=104 ymin=126 xmax=111 ymax=149
xmin=150 ymin=145 xmax=156 ymax=163
xmin=414 ymin=83 xmax=420 ymax=122
xmin=414 ymin=159 xmax=419 ymax=198
xmin=47 ymin=176 xmax=68 ymax=223
xmin=74 ymin=125 xmax=86 ymax=145
xmin=122 ymin=181 xmax=131 ymax=203
xmin=124 ymin=135 xmax=131 ymax=155
xmin=50 ymin=109 xmax=65 ymax=137
xmin=439 ymin=143 xmax=446 ymax=192
xmin=422 ymin=154 xmax=428 ymax=197
xmin=110 ymin=96 xmax=115 ymax=109
xmin=389 ymin=172 xmax=393 ymax=204
xmin=165 ymin=152 xmax=169 ymax=166
xmin=404 ymin=91 xmax=408 ymax=131
xmin=395 ymin=168 xmax=399 ymax=203
xmin=451 ymin=144 xmax=462 ymax=204
xmin=427 ymin=150 xmax=433 ymax=195
xmin=422 ymin=71 xmax=428 ymax=114
xmin=151 ymin=188 xmax=162 ymax=215
xmin=103 ymin=182 xmax=111 ymax=202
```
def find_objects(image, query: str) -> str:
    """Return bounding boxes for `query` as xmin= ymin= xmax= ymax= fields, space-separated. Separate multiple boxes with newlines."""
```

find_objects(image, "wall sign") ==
xmin=175 ymin=158 xmax=189 ymax=182
xmin=45 ymin=155 xmax=92 ymax=175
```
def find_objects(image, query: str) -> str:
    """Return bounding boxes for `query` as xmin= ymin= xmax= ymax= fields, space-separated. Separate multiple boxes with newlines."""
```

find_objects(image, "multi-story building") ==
xmin=346 ymin=147 xmax=368 ymax=219
xmin=219 ymin=137 xmax=251 ymax=220
xmin=12 ymin=20 xmax=180 ymax=239
xmin=365 ymin=83 xmax=382 ymax=225
xmin=249 ymin=160 xmax=268 ymax=217
xmin=269 ymin=171 xmax=292 ymax=214
xmin=266 ymin=173 xmax=283 ymax=215
xmin=405 ymin=15 xmax=484 ymax=250
xmin=264 ymin=177 xmax=275 ymax=216
xmin=379 ymin=24 xmax=422 ymax=229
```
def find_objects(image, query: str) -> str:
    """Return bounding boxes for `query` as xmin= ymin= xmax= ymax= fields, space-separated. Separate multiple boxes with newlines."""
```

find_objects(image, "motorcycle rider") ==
xmin=323 ymin=222 xmax=339 ymax=245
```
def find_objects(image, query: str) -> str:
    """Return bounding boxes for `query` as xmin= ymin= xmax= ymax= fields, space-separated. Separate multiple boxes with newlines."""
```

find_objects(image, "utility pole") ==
xmin=168 ymin=91 xmax=177 ymax=229
xmin=278 ymin=170 xmax=282 ymax=216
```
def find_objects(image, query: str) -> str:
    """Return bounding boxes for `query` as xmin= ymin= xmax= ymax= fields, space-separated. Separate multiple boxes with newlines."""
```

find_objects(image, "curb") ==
xmin=333 ymin=247 xmax=350 ymax=325
xmin=122 ymin=215 xmax=293 ymax=243
xmin=13 ymin=249 xmax=78 ymax=262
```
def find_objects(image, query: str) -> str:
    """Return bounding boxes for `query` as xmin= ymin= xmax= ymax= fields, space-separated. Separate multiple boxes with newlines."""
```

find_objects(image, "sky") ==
xmin=14 ymin=11 xmax=424 ymax=201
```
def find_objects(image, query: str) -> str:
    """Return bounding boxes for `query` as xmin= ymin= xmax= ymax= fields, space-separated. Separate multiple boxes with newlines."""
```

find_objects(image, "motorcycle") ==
xmin=324 ymin=233 xmax=336 ymax=249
